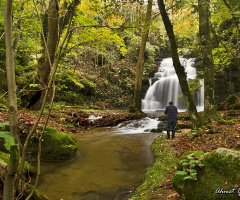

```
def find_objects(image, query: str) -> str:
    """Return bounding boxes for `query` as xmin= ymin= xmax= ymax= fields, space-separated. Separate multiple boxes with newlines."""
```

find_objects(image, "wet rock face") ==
xmin=172 ymin=148 xmax=240 ymax=200
xmin=157 ymin=121 xmax=166 ymax=132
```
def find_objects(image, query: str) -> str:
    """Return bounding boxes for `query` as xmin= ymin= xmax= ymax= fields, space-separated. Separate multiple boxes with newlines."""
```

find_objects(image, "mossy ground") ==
xmin=129 ymin=136 xmax=181 ymax=200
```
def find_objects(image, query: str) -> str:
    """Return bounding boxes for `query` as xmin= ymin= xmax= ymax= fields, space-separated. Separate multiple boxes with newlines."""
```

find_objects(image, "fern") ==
xmin=175 ymin=154 xmax=205 ymax=181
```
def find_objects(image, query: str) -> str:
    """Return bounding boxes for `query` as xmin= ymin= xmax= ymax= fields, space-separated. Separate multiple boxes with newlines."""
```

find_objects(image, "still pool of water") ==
xmin=35 ymin=127 xmax=162 ymax=200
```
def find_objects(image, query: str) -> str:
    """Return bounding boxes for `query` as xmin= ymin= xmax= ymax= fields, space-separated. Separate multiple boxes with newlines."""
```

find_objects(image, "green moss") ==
xmin=24 ymin=126 xmax=77 ymax=160
xmin=172 ymin=148 xmax=240 ymax=200
xmin=171 ymin=173 xmax=184 ymax=196
xmin=203 ymin=149 xmax=240 ymax=187
xmin=0 ymin=151 xmax=10 ymax=163
xmin=180 ymin=151 xmax=204 ymax=160
xmin=0 ymin=151 xmax=35 ymax=177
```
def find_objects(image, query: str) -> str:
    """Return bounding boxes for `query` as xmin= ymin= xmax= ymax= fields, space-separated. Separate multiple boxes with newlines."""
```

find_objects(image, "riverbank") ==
xmin=129 ymin=134 xmax=181 ymax=200
xmin=129 ymin=108 xmax=240 ymax=199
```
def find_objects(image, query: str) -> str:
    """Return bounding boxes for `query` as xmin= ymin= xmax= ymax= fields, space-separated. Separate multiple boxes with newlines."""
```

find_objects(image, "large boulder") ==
xmin=21 ymin=126 xmax=77 ymax=161
xmin=172 ymin=148 xmax=240 ymax=200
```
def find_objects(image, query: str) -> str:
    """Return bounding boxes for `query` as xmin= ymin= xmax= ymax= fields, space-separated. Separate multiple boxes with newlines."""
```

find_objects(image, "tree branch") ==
xmin=16 ymin=0 xmax=54 ymax=188
xmin=25 ymin=2 xmax=75 ymax=199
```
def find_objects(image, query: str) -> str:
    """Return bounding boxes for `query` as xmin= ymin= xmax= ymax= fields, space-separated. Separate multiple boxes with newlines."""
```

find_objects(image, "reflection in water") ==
xmin=35 ymin=127 xmax=161 ymax=200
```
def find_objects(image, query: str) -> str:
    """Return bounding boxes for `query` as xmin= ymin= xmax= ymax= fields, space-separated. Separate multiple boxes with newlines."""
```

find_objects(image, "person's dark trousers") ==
xmin=167 ymin=130 xmax=170 ymax=139
xmin=172 ymin=130 xmax=175 ymax=139
xmin=166 ymin=119 xmax=177 ymax=139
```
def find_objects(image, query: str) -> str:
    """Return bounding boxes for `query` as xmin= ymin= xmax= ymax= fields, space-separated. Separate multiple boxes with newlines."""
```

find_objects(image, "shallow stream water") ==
xmin=35 ymin=121 xmax=162 ymax=200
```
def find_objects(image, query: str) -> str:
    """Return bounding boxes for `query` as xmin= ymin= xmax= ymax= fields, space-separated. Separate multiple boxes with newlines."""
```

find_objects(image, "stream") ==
xmin=35 ymin=118 xmax=162 ymax=200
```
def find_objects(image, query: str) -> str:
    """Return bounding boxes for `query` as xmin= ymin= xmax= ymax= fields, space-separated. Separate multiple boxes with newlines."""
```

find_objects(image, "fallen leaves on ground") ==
xmin=0 ymin=108 xmax=146 ymax=136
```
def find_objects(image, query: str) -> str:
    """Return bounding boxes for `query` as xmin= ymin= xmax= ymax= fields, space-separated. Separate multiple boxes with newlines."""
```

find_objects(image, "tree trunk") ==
xmin=157 ymin=0 xmax=200 ymax=128
xmin=59 ymin=0 xmax=80 ymax=35
xmin=133 ymin=0 xmax=153 ymax=112
xmin=29 ymin=0 xmax=80 ymax=110
xmin=3 ymin=0 xmax=20 ymax=199
xmin=31 ymin=0 xmax=59 ymax=110
xmin=198 ymin=0 xmax=215 ymax=117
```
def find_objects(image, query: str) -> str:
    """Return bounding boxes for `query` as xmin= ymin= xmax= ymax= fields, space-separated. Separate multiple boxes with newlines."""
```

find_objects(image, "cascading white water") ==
xmin=116 ymin=117 xmax=160 ymax=134
xmin=142 ymin=57 xmax=204 ymax=112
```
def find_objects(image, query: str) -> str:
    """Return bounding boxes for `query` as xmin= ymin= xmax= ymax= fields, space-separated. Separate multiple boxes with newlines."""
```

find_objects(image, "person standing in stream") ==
xmin=164 ymin=101 xmax=178 ymax=139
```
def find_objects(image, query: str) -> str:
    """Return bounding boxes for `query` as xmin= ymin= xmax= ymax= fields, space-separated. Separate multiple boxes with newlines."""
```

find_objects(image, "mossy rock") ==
xmin=172 ymin=148 xmax=240 ymax=200
xmin=0 ymin=151 xmax=35 ymax=177
xmin=22 ymin=126 xmax=77 ymax=161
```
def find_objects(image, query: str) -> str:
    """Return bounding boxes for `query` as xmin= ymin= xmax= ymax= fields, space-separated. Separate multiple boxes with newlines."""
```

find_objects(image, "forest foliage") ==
xmin=0 ymin=0 xmax=239 ymax=109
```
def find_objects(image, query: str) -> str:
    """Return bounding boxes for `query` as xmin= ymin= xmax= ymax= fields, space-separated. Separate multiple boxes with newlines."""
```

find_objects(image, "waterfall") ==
xmin=142 ymin=57 xmax=204 ymax=112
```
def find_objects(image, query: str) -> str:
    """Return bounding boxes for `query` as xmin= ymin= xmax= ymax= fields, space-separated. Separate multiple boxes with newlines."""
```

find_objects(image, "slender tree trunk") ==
xmin=157 ymin=0 xmax=200 ymax=128
xmin=133 ymin=0 xmax=153 ymax=112
xmin=31 ymin=0 xmax=59 ymax=110
xmin=3 ymin=0 xmax=20 ymax=199
xmin=198 ymin=0 xmax=215 ymax=117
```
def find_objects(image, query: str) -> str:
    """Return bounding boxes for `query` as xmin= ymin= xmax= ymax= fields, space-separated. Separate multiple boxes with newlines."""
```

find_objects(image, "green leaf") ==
xmin=0 ymin=131 xmax=15 ymax=151
xmin=29 ymin=84 xmax=39 ymax=88
xmin=181 ymin=161 xmax=189 ymax=166
xmin=0 ymin=122 xmax=10 ymax=132
xmin=183 ymin=175 xmax=197 ymax=181
xmin=187 ymin=169 xmax=197 ymax=173
xmin=179 ymin=159 xmax=188 ymax=164
xmin=189 ymin=159 xmax=201 ymax=165
xmin=0 ymin=122 xmax=10 ymax=127
xmin=175 ymin=171 xmax=188 ymax=176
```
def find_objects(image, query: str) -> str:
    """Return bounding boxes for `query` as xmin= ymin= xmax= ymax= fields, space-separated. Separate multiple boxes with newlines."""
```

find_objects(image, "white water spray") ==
xmin=116 ymin=117 xmax=160 ymax=134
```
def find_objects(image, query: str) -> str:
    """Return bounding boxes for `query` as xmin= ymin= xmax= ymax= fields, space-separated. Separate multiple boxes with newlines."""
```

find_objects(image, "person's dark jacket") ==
xmin=164 ymin=105 xmax=178 ymax=120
